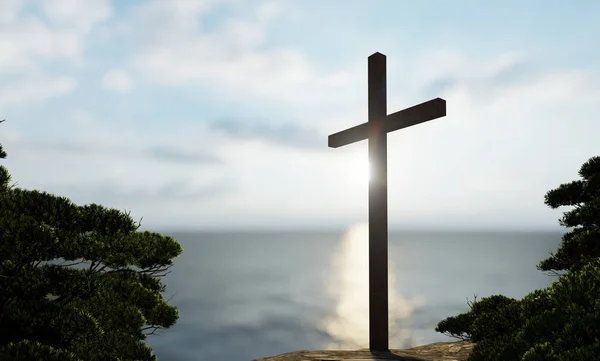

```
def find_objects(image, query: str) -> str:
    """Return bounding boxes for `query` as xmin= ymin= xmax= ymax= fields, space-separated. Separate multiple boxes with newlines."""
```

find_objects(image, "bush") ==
xmin=435 ymin=294 xmax=518 ymax=342
xmin=0 ymin=137 xmax=183 ymax=360
xmin=467 ymin=334 xmax=528 ymax=361
xmin=434 ymin=156 xmax=600 ymax=361
xmin=434 ymin=311 xmax=475 ymax=341
xmin=470 ymin=296 xmax=520 ymax=342
xmin=0 ymin=340 xmax=81 ymax=361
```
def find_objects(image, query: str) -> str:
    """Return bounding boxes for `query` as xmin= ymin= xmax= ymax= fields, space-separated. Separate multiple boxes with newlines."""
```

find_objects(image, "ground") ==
xmin=251 ymin=341 xmax=475 ymax=361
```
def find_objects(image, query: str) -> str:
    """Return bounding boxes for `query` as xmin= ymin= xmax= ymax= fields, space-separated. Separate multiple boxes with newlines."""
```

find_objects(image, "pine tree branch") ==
xmin=142 ymin=325 xmax=163 ymax=337
xmin=60 ymin=260 xmax=85 ymax=267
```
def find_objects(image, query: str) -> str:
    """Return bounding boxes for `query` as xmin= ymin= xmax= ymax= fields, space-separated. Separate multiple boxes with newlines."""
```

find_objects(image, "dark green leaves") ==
xmin=579 ymin=156 xmax=600 ymax=180
xmin=435 ymin=155 xmax=600 ymax=361
xmin=540 ymin=156 xmax=600 ymax=271
xmin=0 ymin=142 xmax=183 ymax=361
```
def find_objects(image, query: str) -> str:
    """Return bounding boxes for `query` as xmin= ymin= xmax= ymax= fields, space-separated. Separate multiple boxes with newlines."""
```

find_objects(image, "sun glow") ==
xmin=336 ymin=153 xmax=374 ymax=202
xmin=339 ymin=154 xmax=372 ymax=190
xmin=320 ymin=223 xmax=427 ymax=349
xmin=353 ymin=157 xmax=372 ymax=184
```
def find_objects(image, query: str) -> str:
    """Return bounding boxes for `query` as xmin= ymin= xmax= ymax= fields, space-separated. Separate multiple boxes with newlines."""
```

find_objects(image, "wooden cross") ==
xmin=328 ymin=52 xmax=447 ymax=351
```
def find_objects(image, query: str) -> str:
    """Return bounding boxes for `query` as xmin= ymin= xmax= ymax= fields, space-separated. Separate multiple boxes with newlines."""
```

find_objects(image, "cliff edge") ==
xmin=251 ymin=341 xmax=475 ymax=361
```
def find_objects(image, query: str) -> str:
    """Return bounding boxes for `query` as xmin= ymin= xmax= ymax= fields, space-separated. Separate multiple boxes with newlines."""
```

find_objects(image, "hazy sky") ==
xmin=1 ymin=0 xmax=598 ymax=231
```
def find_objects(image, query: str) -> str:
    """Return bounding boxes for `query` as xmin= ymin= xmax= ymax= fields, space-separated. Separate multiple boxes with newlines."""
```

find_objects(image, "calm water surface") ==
xmin=146 ymin=226 xmax=562 ymax=361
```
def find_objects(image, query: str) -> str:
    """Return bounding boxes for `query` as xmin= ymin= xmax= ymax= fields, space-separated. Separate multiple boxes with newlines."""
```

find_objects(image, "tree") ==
xmin=435 ymin=156 xmax=600 ymax=361
xmin=537 ymin=156 xmax=600 ymax=273
xmin=0 ymin=138 xmax=184 ymax=361
xmin=0 ymin=142 xmax=8 ymax=192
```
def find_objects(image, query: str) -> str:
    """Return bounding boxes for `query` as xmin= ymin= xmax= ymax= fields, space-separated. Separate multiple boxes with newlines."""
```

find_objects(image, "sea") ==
xmin=145 ymin=225 xmax=563 ymax=361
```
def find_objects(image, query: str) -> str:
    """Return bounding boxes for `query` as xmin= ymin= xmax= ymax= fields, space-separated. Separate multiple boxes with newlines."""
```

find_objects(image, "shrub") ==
xmin=435 ymin=156 xmax=600 ymax=361
xmin=0 ymin=137 xmax=183 ymax=361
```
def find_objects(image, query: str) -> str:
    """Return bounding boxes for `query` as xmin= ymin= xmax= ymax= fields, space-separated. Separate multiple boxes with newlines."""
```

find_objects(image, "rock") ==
xmin=251 ymin=341 xmax=475 ymax=361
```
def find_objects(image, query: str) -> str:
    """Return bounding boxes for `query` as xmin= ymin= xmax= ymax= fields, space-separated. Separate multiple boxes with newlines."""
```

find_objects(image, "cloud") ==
xmin=0 ymin=0 xmax=114 ymax=108
xmin=102 ymin=69 xmax=133 ymax=93
xmin=127 ymin=0 xmax=361 ymax=108
xmin=146 ymin=146 xmax=219 ymax=164
xmin=15 ymin=139 xmax=221 ymax=165
xmin=0 ymin=0 xmax=113 ymax=70
xmin=47 ymin=178 xmax=235 ymax=206
xmin=40 ymin=0 xmax=113 ymax=33
xmin=3 ymin=1 xmax=599 ymax=231
xmin=0 ymin=16 xmax=79 ymax=73
xmin=210 ymin=117 xmax=323 ymax=149
xmin=416 ymin=52 xmax=586 ymax=108
xmin=0 ymin=75 xmax=76 ymax=106
xmin=0 ymin=0 xmax=23 ymax=24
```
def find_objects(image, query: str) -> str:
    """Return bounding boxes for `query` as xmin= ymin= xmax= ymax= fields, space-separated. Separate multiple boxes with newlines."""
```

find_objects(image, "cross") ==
xmin=328 ymin=52 xmax=447 ymax=352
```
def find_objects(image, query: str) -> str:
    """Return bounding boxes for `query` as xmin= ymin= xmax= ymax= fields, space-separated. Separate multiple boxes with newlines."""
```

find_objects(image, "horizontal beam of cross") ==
xmin=328 ymin=97 xmax=446 ymax=148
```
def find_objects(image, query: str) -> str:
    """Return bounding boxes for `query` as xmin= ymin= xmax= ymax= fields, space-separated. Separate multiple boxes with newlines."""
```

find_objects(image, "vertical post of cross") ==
xmin=328 ymin=52 xmax=446 ymax=352
xmin=367 ymin=52 xmax=389 ymax=352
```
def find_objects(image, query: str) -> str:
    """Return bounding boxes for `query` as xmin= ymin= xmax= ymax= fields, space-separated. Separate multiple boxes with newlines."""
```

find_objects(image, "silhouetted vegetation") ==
xmin=0 ymin=137 xmax=183 ymax=361
xmin=435 ymin=156 xmax=600 ymax=360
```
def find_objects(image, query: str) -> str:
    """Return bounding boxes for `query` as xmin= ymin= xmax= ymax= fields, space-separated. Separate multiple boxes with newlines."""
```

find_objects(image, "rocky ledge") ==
xmin=251 ymin=341 xmax=475 ymax=361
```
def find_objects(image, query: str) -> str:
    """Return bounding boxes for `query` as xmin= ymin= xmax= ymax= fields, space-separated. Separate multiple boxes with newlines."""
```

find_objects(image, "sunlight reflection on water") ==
xmin=321 ymin=222 xmax=427 ymax=349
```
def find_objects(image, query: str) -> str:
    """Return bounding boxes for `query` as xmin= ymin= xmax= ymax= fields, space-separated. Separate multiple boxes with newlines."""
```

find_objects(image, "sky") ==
xmin=0 ymin=0 xmax=599 ymax=231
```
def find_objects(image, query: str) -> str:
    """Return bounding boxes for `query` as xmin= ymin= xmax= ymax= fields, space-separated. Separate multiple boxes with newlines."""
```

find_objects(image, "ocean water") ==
xmin=146 ymin=225 xmax=563 ymax=361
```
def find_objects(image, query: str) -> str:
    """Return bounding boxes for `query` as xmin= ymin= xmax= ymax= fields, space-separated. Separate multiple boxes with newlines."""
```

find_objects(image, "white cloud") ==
xmin=0 ymin=75 xmax=76 ymax=106
xmin=0 ymin=0 xmax=113 ymax=108
xmin=6 ymin=48 xmax=598 ymax=230
xmin=102 ymin=69 xmax=133 ymax=93
xmin=40 ymin=0 xmax=112 ymax=33
xmin=3 ymin=1 xmax=599 ymax=230
xmin=0 ymin=18 xmax=81 ymax=73
xmin=129 ymin=0 xmax=361 ymax=110
xmin=0 ymin=0 xmax=24 ymax=24
xmin=0 ymin=0 xmax=112 ymax=71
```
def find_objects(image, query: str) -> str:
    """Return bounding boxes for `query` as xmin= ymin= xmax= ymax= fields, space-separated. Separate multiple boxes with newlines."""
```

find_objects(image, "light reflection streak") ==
xmin=321 ymin=222 xmax=426 ymax=349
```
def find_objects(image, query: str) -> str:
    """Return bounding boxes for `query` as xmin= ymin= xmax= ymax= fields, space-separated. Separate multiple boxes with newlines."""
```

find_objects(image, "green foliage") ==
xmin=434 ymin=311 xmax=474 ymax=341
xmin=467 ymin=334 xmax=529 ymax=361
xmin=469 ymin=296 xmax=520 ymax=342
xmin=435 ymin=156 xmax=600 ymax=361
xmin=0 ymin=140 xmax=184 ymax=361
xmin=539 ymin=156 xmax=600 ymax=272
xmin=0 ymin=143 xmax=10 ymax=193
xmin=0 ymin=340 xmax=81 ymax=361
xmin=435 ymin=294 xmax=519 ymax=342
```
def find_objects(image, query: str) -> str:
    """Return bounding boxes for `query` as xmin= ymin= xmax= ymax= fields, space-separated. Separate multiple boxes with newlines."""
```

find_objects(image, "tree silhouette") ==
xmin=538 ymin=156 xmax=600 ymax=273
xmin=435 ymin=156 xmax=600 ymax=361
xmin=0 ymin=131 xmax=183 ymax=361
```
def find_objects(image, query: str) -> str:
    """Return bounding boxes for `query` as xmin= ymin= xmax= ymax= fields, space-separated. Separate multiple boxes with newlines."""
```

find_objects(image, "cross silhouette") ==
xmin=328 ymin=52 xmax=447 ymax=351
